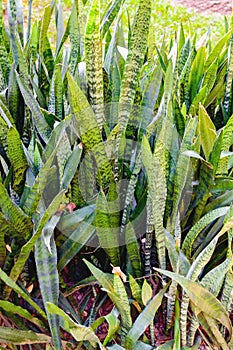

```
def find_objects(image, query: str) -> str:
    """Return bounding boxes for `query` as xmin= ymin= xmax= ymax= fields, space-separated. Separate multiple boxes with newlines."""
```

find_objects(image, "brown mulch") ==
xmin=171 ymin=0 xmax=232 ymax=15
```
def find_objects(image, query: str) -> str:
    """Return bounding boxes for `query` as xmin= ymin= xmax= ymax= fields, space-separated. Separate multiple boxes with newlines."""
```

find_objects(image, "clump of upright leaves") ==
xmin=0 ymin=0 xmax=233 ymax=349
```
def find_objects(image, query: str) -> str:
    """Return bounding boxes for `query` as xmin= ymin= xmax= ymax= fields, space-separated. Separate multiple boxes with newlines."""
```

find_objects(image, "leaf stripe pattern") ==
xmin=35 ymin=222 xmax=61 ymax=349
xmin=85 ymin=0 xmax=104 ymax=131
xmin=223 ymin=35 xmax=233 ymax=120
xmin=182 ymin=206 xmax=229 ymax=258
xmin=116 ymin=0 xmax=152 ymax=144
xmin=67 ymin=72 xmax=114 ymax=188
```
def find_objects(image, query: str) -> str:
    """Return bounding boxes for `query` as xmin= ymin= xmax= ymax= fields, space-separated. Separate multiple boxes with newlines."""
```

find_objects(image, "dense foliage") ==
xmin=1 ymin=0 xmax=233 ymax=349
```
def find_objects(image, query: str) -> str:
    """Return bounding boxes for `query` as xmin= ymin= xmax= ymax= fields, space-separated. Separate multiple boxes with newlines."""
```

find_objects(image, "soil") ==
xmin=171 ymin=0 xmax=232 ymax=15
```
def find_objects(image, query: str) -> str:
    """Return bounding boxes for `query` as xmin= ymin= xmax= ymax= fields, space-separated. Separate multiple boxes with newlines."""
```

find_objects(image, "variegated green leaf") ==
xmin=118 ymin=0 xmax=152 ymax=131
xmin=198 ymin=104 xmax=217 ymax=161
xmin=85 ymin=0 xmax=104 ymax=130
xmin=125 ymin=285 xmax=168 ymax=350
xmin=67 ymin=71 xmax=113 ymax=187
xmin=0 ymin=268 xmax=46 ymax=319
xmin=35 ymin=216 xmax=61 ymax=349
xmin=182 ymin=206 xmax=229 ymax=258
xmin=96 ymin=189 xmax=120 ymax=265
xmin=155 ymin=268 xmax=232 ymax=340
xmin=7 ymin=127 xmax=28 ymax=195
xmin=0 ymin=327 xmax=51 ymax=345
xmin=47 ymin=302 xmax=105 ymax=349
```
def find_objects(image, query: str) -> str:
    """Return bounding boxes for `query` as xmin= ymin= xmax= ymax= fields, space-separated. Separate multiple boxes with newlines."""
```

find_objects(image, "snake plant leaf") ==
xmin=205 ymin=30 xmax=232 ymax=69
xmin=57 ymin=214 xmax=96 ymax=271
xmin=187 ymin=258 xmax=229 ymax=346
xmin=181 ymin=206 xmax=229 ymax=259
xmin=35 ymin=218 xmax=61 ymax=349
xmin=91 ymin=314 xmax=120 ymax=346
xmin=0 ymin=182 xmax=32 ymax=239
xmin=0 ymin=268 xmax=46 ymax=319
xmin=48 ymin=64 xmax=63 ymax=120
xmin=23 ymin=165 xmax=57 ymax=216
xmin=177 ymin=38 xmax=191 ymax=77
xmin=141 ymin=279 xmax=153 ymax=306
xmin=4 ymin=190 xmax=65 ymax=299
xmin=221 ymin=268 xmax=233 ymax=313
xmin=96 ymin=190 xmax=120 ymax=265
xmin=7 ymin=0 xmax=18 ymax=63
xmin=84 ymin=258 xmax=114 ymax=293
xmin=57 ymin=204 xmax=95 ymax=235
xmin=223 ymin=36 xmax=233 ymax=120
xmin=69 ymin=5 xmax=81 ymax=75
xmin=67 ymin=71 xmax=114 ymax=187
xmin=142 ymin=64 xmax=163 ymax=113
xmin=201 ymin=258 xmax=232 ymax=296
xmin=0 ymin=327 xmax=51 ymax=345
xmin=100 ymin=0 xmax=124 ymax=38
xmin=55 ymin=1 xmax=65 ymax=52
xmin=187 ymin=235 xmax=218 ymax=281
xmin=15 ymin=33 xmax=28 ymax=80
xmin=170 ymin=117 xmax=198 ymax=231
xmin=0 ymin=213 xmax=6 ymax=267
xmin=188 ymin=47 xmax=205 ymax=102
xmin=198 ymin=104 xmax=217 ymax=161
xmin=111 ymin=273 xmax=132 ymax=334
xmin=47 ymin=302 xmax=104 ymax=349
xmin=118 ymin=0 xmax=152 ymax=130
xmin=16 ymin=73 xmax=52 ymax=143
xmin=188 ymin=86 xmax=207 ymax=115
xmin=155 ymin=268 xmax=232 ymax=339
xmin=217 ymin=114 xmax=233 ymax=175
xmin=7 ymin=68 xmax=24 ymax=136
xmin=39 ymin=5 xmax=53 ymax=58
xmin=0 ymin=300 xmax=46 ymax=329
xmin=129 ymin=275 xmax=142 ymax=305
xmin=164 ymin=230 xmax=190 ymax=276
xmin=125 ymin=285 xmax=168 ymax=350
xmin=7 ymin=127 xmax=28 ymax=195
xmin=198 ymin=313 xmax=230 ymax=350
xmin=0 ymin=96 xmax=15 ymax=127
xmin=204 ymin=77 xmax=225 ymax=108
xmin=125 ymin=222 xmax=142 ymax=278
xmin=202 ymin=58 xmax=218 ymax=93
xmin=85 ymin=0 xmax=104 ymax=131
xmin=61 ymin=144 xmax=83 ymax=190
xmin=141 ymin=136 xmax=167 ymax=270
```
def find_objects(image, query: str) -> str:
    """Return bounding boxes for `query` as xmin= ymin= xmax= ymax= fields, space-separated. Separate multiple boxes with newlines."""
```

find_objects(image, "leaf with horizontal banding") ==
xmin=170 ymin=117 xmax=198 ymax=231
xmin=155 ymin=268 xmax=232 ymax=340
xmin=95 ymin=189 xmax=120 ymax=266
xmin=85 ymin=0 xmax=104 ymax=130
xmin=0 ymin=182 xmax=32 ymax=239
xmin=142 ymin=136 xmax=167 ymax=270
xmin=217 ymin=114 xmax=233 ymax=175
xmin=67 ymin=71 xmax=114 ymax=188
xmin=7 ymin=127 xmax=28 ymax=195
xmin=117 ymin=0 xmax=152 ymax=131
xmin=35 ymin=215 xmax=61 ymax=349
xmin=182 ymin=206 xmax=229 ymax=258
xmin=4 ymin=190 xmax=65 ymax=299
xmin=223 ymin=35 xmax=233 ymax=120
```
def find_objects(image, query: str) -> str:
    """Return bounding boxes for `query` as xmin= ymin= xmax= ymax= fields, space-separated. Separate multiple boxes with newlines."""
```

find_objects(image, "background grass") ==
xmin=2 ymin=0 xmax=229 ymax=45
